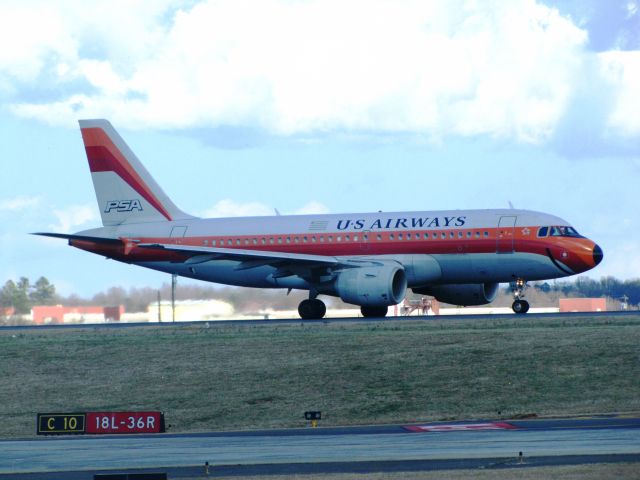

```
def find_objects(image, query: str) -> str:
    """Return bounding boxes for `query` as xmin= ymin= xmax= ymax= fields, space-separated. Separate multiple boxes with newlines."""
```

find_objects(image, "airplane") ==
xmin=36 ymin=119 xmax=603 ymax=319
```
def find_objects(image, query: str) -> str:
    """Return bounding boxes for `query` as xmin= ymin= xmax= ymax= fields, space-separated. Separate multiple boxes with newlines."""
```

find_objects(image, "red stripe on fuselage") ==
xmin=81 ymin=128 xmax=172 ymax=221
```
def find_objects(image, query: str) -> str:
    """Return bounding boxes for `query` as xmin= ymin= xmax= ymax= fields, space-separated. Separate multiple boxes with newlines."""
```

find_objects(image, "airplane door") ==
xmin=170 ymin=226 xmax=188 ymax=244
xmin=360 ymin=230 xmax=371 ymax=252
xmin=497 ymin=216 xmax=516 ymax=253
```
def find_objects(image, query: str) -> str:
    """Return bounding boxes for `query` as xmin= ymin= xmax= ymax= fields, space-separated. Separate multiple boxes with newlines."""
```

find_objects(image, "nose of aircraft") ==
xmin=593 ymin=244 xmax=603 ymax=266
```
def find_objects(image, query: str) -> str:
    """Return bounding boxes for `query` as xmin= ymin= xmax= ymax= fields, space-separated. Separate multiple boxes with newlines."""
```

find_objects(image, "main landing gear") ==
xmin=298 ymin=298 xmax=326 ymax=319
xmin=511 ymin=278 xmax=529 ymax=314
xmin=297 ymin=298 xmax=390 ymax=319
xmin=360 ymin=306 xmax=388 ymax=318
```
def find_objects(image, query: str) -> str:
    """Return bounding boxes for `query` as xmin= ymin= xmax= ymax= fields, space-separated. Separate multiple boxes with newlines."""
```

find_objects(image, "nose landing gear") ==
xmin=511 ymin=278 xmax=530 ymax=314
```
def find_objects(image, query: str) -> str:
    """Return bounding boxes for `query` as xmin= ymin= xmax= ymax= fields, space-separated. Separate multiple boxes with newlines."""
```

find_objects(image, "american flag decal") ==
xmin=309 ymin=220 xmax=329 ymax=231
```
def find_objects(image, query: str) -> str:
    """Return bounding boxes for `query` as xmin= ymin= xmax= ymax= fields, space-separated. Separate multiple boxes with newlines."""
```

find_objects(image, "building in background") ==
xmin=32 ymin=305 xmax=124 ymax=324
xmin=559 ymin=298 xmax=607 ymax=313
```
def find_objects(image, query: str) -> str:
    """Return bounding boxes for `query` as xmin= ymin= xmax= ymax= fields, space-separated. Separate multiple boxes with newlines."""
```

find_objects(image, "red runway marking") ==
xmin=405 ymin=422 xmax=518 ymax=433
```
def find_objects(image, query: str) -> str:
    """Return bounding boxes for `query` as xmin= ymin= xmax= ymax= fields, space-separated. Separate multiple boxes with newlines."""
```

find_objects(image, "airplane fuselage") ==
xmin=73 ymin=208 xmax=601 ymax=291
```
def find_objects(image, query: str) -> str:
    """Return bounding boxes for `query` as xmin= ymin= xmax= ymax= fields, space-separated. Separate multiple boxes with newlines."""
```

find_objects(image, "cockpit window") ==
xmin=548 ymin=226 xmax=583 ymax=238
xmin=537 ymin=226 xmax=549 ymax=237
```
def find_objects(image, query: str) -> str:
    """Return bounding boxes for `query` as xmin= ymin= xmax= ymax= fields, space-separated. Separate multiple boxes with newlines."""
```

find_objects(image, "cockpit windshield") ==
xmin=537 ymin=226 xmax=583 ymax=238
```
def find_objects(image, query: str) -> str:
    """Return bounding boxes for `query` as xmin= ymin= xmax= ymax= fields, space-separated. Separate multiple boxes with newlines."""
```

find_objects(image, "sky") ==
xmin=0 ymin=0 xmax=639 ymax=297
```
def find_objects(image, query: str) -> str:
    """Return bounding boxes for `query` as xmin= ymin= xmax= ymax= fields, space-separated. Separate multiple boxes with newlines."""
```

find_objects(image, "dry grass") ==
xmin=183 ymin=462 xmax=640 ymax=480
xmin=1 ymin=314 xmax=639 ymax=437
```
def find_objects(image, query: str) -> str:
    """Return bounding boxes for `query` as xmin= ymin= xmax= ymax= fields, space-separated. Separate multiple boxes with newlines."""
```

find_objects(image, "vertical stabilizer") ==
xmin=79 ymin=119 xmax=194 ymax=226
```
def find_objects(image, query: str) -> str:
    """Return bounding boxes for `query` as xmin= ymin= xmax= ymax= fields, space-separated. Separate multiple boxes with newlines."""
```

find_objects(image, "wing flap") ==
xmin=137 ymin=243 xmax=341 ymax=268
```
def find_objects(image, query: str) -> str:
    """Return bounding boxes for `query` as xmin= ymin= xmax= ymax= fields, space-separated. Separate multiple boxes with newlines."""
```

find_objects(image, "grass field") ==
xmin=189 ymin=463 xmax=640 ymax=480
xmin=1 ymin=315 xmax=639 ymax=437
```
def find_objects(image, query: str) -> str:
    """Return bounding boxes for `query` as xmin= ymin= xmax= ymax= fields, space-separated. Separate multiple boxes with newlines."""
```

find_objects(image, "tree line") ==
xmin=0 ymin=277 xmax=57 ymax=314
xmin=1 ymin=275 xmax=639 ymax=315
xmin=529 ymin=276 xmax=640 ymax=306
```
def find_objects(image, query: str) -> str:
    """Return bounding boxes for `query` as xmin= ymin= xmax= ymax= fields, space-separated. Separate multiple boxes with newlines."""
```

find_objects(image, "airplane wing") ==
xmin=137 ymin=242 xmax=390 ymax=280
xmin=138 ymin=242 xmax=341 ymax=267
xmin=34 ymin=233 xmax=392 ymax=281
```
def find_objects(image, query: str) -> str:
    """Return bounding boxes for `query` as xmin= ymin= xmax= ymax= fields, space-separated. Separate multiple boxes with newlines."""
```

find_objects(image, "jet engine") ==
xmin=413 ymin=282 xmax=499 ymax=306
xmin=335 ymin=264 xmax=407 ymax=307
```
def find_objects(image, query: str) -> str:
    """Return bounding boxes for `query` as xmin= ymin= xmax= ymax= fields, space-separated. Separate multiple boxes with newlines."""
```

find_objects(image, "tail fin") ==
xmin=79 ymin=119 xmax=195 ymax=226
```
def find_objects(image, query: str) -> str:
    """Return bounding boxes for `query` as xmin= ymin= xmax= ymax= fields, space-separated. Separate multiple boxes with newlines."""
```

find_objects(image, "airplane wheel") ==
xmin=361 ymin=306 xmax=388 ymax=318
xmin=512 ymin=300 xmax=530 ymax=314
xmin=298 ymin=299 xmax=326 ymax=319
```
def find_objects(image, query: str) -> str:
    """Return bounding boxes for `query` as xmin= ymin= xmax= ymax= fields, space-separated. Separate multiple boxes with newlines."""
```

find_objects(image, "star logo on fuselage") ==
xmin=521 ymin=228 xmax=531 ymax=236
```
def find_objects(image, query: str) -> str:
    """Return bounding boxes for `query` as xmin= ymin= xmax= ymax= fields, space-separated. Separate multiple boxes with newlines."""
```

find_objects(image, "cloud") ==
xmin=599 ymin=50 xmax=640 ymax=137
xmin=290 ymin=201 xmax=331 ymax=215
xmin=201 ymin=199 xmax=275 ymax=218
xmin=0 ymin=195 xmax=41 ymax=211
xmin=49 ymin=204 xmax=98 ymax=233
xmin=202 ymin=199 xmax=329 ymax=218
xmin=2 ymin=0 xmax=639 ymax=151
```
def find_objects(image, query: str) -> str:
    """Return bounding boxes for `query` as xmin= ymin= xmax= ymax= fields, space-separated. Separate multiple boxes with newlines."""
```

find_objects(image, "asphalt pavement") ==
xmin=1 ymin=416 xmax=639 ymax=478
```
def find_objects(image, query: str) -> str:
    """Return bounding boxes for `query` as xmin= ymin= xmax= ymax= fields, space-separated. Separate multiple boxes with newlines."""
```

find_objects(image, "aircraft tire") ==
xmin=298 ymin=299 xmax=326 ymax=319
xmin=361 ymin=306 xmax=388 ymax=318
xmin=512 ymin=300 xmax=530 ymax=314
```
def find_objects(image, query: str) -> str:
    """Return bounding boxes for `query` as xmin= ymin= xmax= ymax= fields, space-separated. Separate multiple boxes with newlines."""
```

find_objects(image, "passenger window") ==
xmin=377 ymin=234 xmax=382 ymax=241
xmin=353 ymin=235 xmax=358 ymax=241
xmin=398 ymin=233 xmax=403 ymax=240
xmin=424 ymin=233 xmax=429 ymax=239
xmin=212 ymin=240 xmax=217 ymax=246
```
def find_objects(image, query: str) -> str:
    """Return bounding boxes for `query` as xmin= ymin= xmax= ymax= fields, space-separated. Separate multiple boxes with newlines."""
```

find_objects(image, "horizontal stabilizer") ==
xmin=32 ymin=232 xmax=122 ymax=244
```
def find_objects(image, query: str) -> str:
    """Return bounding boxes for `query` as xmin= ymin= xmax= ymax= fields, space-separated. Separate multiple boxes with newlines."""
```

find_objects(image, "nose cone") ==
xmin=593 ymin=244 xmax=603 ymax=266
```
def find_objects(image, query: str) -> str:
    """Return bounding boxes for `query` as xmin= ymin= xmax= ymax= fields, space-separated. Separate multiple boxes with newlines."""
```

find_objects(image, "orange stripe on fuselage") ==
xmin=71 ymin=226 xmax=597 ymax=274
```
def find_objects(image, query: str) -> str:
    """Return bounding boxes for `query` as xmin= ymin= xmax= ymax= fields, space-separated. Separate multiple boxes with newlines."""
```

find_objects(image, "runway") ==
xmin=1 ymin=310 xmax=638 ymax=332
xmin=2 ymin=416 xmax=639 ymax=478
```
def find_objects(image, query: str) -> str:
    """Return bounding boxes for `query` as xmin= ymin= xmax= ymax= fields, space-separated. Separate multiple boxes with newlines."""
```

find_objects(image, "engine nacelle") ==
xmin=335 ymin=264 xmax=407 ymax=307
xmin=413 ymin=282 xmax=499 ymax=306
